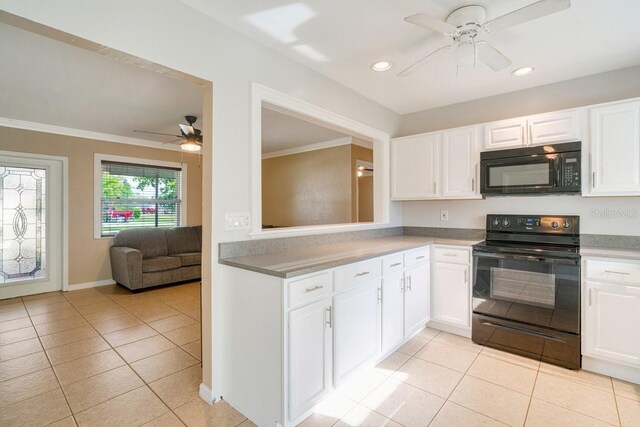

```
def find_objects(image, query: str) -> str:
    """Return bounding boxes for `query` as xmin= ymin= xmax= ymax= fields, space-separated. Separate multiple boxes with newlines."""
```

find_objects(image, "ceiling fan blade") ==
xmin=162 ymin=138 xmax=184 ymax=145
xmin=478 ymin=42 xmax=512 ymax=71
xmin=483 ymin=0 xmax=571 ymax=33
xmin=404 ymin=13 xmax=457 ymax=35
xmin=133 ymin=130 xmax=182 ymax=137
xmin=179 ymin=124 xmax=195 ymax=136
xmin=398 ymin=45 xmax=453 ymax=77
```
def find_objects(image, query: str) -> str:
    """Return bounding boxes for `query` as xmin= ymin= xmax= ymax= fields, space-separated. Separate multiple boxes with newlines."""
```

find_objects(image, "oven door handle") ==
xmin=473 ymin=251 xmax=579 ymax=265
xmin=479 ymin=320 xmax=567 ymax=344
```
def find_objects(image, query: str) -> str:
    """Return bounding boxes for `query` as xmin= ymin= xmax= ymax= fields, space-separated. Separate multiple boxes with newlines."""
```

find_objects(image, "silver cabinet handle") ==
xmin=390 ymin=262 xmax=402 ymax=267
xmin=377 ymin=286 xmax=382 ymax=304
xmin=407 ymin=275 xmax=412 ymax=291
xmin=416 ymin=255 xmax=425 ymax=260
xmin=433 ymin=182 xmax=437 ymax=194
xmin=592 ymin=172 xmax=596 ymax=189
xmin=354 ymin=271 xmax=370 ymax=277
xmin=588 ymin=288 xmax=593 ymax=306
xmin=325 ymin=306 xmax=332 ymax=328
xmin=442 ymin=253 xmax=457 ymax=257
xmin=305 ymin=285 xmax=324 ymax=292
xmin=401 ymin=277 xmax=405 ymax=292
xmin=604 ymin=270 xmax=630 ymax=275
xmin=465 ymin=269 xmax=468 ymax=283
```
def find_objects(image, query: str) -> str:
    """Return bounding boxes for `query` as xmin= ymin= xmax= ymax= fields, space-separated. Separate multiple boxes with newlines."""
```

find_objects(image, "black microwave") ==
xmin=480 ymin=141 xmax=581 ymax=196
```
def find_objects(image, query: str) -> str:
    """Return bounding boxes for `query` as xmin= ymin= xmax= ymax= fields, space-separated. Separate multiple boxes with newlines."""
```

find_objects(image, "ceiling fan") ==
xmin=134 ymin=115 xmax=203 ymax=152
xmin=398 ymin=0 xmax=571 ymax=77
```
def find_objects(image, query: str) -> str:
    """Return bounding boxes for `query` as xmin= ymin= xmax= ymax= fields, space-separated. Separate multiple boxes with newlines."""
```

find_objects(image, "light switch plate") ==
xmin=225 ymin=212 xmax=251 ymax=230
xmin=440 ymin=210 xmax=449 ymax=221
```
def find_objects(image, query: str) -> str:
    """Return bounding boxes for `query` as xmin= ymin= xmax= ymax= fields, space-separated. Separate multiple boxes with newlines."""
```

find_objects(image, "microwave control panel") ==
xmin=561 ymin=156 xmax=581 ymax=187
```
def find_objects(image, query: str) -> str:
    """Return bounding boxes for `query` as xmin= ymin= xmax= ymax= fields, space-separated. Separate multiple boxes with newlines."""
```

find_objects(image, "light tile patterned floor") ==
xmin=0 ymin=281 xmax=250 ymax=427
xmin=2 ymin=283 xmax=640 ymax=426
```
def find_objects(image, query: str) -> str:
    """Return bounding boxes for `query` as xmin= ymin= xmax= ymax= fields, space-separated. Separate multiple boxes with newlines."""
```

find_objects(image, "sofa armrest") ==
xmin=109 ymin=246 xmax=143 ymax=289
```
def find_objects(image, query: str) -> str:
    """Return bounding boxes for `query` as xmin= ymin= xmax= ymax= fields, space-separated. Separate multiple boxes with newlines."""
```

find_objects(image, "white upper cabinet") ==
xmin=440 ymin=127 xmax=481 ymax=199
xmin=528 ymin=110 xmax=580 ymax=146
xmin=483 ymin=110 xmax=580 ymax=151
xmin=391 ymin=133 xmax=439 ymax=200
xmin=589 ymin=100 xmax=640 ymax=195
xmin=483 ymin=118 xmax=527 ymax=150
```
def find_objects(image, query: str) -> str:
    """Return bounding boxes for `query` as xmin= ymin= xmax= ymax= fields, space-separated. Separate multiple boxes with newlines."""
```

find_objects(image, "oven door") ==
xmin=472 ymin=251 xmax=580 ymax=334
xmin=480 ymin=155 xmax=559 ymax=195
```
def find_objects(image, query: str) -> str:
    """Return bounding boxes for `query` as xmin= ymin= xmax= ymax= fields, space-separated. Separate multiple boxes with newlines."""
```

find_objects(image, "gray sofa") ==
xmin=109 ymin=226 xmax=202 ymax=290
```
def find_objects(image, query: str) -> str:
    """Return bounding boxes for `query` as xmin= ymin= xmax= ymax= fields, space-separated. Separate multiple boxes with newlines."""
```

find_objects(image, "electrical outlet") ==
xmin=224 ymin=212 xmax=251 ymax=230
xmin=440 ymin=210 xmax=449 ymax=221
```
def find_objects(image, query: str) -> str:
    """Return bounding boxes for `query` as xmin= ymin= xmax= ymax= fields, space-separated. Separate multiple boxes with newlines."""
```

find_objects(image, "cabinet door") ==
xmin=483 ymin=118 xmax=527 ymax=150
xmin=584 ymin=281 xmax=640 ymax=367
xmin=590 ymin=101 xmax=640 ymax=195
xmin=528 ymin=110 xmax=579 ymax=145
xmin=440 ymin=127 xmax=480 ymax=198
xmin=432 ymin=262 xmax=470 ymax=329
xmin=289 ymin=298 xmax=332 ymax=420
xmin=391 ymin=133 xmax=439 ymax=199
xmin=333 ymin=281 xmax=380 ymax=385
xmin=404 ymin=264 xmax=430 ymax=336
xmin=381 ymin=272 xmax=404 ymax=354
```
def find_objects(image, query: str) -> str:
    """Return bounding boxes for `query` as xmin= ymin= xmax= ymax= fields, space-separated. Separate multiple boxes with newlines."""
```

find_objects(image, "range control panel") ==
xmin=486 ymin=214 xmax=580 ymax=234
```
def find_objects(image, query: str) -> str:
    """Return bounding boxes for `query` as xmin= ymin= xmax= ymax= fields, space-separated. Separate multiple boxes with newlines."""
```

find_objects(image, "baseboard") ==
xmin=199 ymin=383 xmax=220 ymax=405
xmin=66 ymin=279 xmax=115 ymax=291
xmin=582 ymin=356 xmax=640 ymax=384
xmin=427 ymin=320 xmax=471 ymax=338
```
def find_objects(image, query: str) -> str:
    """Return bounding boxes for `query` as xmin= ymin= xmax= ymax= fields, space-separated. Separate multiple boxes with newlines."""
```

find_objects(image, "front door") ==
xmin=0 ymin=152 xmax=65 ymax=299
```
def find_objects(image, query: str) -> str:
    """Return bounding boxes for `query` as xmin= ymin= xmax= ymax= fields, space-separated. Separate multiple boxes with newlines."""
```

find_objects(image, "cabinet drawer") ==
xmin=334 ymin=259 xmax=381 ymax=292
xmin=289 ymin=272 xmax=332 ymax=308
xmin=434 ymin=246 xmax=470 ymax=265
xmin=404 ymin=247 xmax=430 ymax=268
xmin=584 ymin=259 xmax=640 ymax=285
xmin=382 ymin=253 xmax=404 ymax=275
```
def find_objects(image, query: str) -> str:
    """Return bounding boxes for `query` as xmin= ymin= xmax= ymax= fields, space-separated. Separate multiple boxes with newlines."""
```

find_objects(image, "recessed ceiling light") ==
xmin=512 ymin=66 xmax=534 ymax=76
xmin=371 ymin=61 xmax=392 ymax=71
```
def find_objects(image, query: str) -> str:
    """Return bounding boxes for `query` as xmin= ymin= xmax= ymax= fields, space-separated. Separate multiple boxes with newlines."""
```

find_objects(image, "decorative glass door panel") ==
xmin=0 ymin=166 xmax=47 ymax=283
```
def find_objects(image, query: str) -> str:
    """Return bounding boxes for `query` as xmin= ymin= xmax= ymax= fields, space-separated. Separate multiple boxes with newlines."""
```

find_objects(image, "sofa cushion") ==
xmin=165 ymin=227 xmax=200 ymax=255
xmin=174 ymin=252 xmax=201 ymax=266
xmin=142 ymin=256 xmax=181 ymax=273
xmin=114 ymin=229 xmax=168 ymax=259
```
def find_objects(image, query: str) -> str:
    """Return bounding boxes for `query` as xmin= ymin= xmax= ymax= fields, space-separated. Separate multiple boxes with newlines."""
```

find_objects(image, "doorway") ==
xmin=0 ymin=151 xmax=66 ymax=299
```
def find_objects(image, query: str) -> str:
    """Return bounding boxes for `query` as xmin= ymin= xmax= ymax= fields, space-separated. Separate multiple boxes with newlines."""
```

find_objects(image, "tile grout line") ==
xmin=610 ymin=377 xmax=623 ymax=427
xmin=522 ymin=361 xmax=541 ymax=427
xmin=21 ymin=295 xmax=79 ymax=426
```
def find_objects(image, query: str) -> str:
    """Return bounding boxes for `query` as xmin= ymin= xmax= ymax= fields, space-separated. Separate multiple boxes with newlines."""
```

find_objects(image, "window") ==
xmin=95 ymin=156 xmax=186 ymax=237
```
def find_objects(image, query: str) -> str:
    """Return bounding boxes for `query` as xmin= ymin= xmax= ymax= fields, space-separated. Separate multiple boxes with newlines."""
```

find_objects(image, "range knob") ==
xmin=492 ymin=218 xmax=501 ymax=227
xmin=551 ymin=221 xmax=559 ymax=229
xmin=563 ymin=219 xmax=573 ymax=229
xmin=502 ymin=218 xmax=511 ymax=227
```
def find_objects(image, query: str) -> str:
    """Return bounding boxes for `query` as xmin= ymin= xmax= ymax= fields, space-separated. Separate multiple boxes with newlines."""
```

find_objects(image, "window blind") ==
xmin=100 ymin=161 xmax=182 ymax=236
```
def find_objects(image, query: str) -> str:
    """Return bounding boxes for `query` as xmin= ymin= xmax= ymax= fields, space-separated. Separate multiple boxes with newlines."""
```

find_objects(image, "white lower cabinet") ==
xmin=431 ymin=247 xmax=472 ymax=331
xmin=333 ymin=280 xmax=381 ymax=385
xmin=381 ymin=272 xmax=405 ymax=354
xmin=584 ymin=280 xmax=640 ymax=367
xmin=403 ymin=264 xmax=430 ymax=336
xmin=288 ymin=298 xmax=333 ymax=421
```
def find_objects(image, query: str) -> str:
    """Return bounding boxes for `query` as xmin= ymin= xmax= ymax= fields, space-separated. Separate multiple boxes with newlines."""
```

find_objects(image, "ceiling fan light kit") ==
xmin=512 ymin=66 xmax=535 ymax=76
xmin=134 ymin=114 xmax=203 ymax=152
xmin=398 ymin=0 xmax=571 ymax=76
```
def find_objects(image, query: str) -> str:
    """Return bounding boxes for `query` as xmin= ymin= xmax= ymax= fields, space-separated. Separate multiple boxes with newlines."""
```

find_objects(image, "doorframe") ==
xmin=0 ymin=150 xmax=69 ymax=293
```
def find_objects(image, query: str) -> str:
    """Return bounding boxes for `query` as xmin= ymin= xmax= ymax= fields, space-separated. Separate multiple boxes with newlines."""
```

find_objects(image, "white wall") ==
xmin=0 ymin=0 xmax=401 ymax=399
xmin=398 ymin=66 xmax=640 ymax=236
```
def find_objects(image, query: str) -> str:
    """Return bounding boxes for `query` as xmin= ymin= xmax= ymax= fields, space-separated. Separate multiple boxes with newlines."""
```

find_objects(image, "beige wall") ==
xmin=262 ymin=145 xmax=352 ymax=227
xmin=0 ymin=126 xmax=202 ymax=285
xmin=350 ymin=143 xmax=374 ymax=222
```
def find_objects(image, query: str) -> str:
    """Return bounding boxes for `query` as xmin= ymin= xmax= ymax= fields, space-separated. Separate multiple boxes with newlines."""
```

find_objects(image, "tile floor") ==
xmin=2 ymin=283 xmax=640 ymax=427
xmin=0 ymin=281 xmax=250 ymax=427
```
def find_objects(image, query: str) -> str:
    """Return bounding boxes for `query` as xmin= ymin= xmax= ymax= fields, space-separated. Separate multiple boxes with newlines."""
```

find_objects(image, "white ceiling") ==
xmin=183 ymin=0 xmax=640 ymax=114
xmin=0 ymin=22 xmax=203 ymax=145
xmin=262 ymin=105 xmax=349 ymax=153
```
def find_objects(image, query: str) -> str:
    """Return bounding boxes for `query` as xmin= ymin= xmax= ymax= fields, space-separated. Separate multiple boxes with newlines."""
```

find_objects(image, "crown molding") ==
xmin=0 ymin=116 xmax=184 ymax=152
xmin=262 ymin=136 xmax=373 ymax=159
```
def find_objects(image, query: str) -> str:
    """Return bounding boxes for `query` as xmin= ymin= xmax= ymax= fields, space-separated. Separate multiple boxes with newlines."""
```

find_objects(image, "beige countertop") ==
xmin=219 ymin=235 xmax=481 ymax=278
xmin=580 ymin=245 xmax=640 ymax=261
